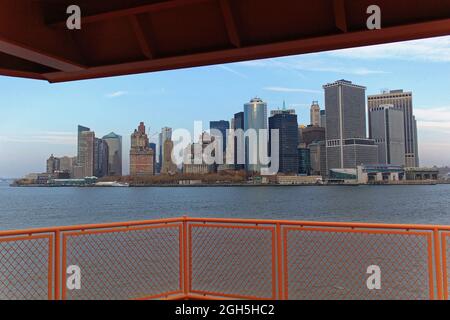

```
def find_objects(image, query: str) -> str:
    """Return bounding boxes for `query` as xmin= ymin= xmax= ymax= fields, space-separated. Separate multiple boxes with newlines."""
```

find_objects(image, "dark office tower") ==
xmin=269 ymin=110 xmax=299 ymax=174
xmin=94 ymin=138 xmax=109 ymax=178
xmin=233 ymin=112 xmax=245 ymax=170
xmin=77 ymin=125 xmax=90 ymax=164
xmin=368 ymin=90 xmax=419 ymax=167
xmin=369 ymin=104 xmax=405 ymax=166
xmin=323 ymin=80 xmax=378 ymax=171
xmin=149 ymin=143 xmax=157 ymax=174
xmin=210 ymin=120 xmax=229 ymax=153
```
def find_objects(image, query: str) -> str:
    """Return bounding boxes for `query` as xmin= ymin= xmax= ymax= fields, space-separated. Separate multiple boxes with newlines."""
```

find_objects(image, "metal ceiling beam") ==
xmin=219 ymin=0 xmax=241 ymax=48
xmin=333 ymin=0 xmax=348 ymax=32
xmin=49 ymin=0 xmax=211 ymax=28
xmin=128 ymin=14 xmax=155 ymax=59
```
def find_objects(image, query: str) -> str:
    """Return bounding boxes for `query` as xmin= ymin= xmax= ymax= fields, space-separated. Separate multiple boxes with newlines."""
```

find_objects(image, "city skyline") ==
xmin=1 ymin=36 xmax=449 ymax=177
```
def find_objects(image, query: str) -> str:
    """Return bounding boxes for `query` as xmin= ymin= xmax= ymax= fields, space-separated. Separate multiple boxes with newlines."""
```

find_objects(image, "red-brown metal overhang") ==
xmin=0 ymin=0 xmax=449 ymax=83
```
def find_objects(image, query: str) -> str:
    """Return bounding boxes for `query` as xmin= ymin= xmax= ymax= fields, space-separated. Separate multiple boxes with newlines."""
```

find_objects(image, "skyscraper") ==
xmin=244 ymin=97 xmax=267 ymax=173
xmin=368 ymin=90 xmax=419 ymax=167
xmin=77 ymin=125 xmax=90 ymax=165
xmin=161 ymin=139 xmax=177 ymax=174
xmin=320 ymin=110 xmax=326 ymax=128
xmin=323 ymin=80 xmax=378 ymax=172
xmin=269 ymin=110 xmax=299 ymax=173
xmin=46 ymin=154 xmax=60 ymax=174
xmin=130 ymin=122 xmax=154 ymax=176
xmin=94 ymin=138 xmax=109 ymax=178
xmin=158 ymin=127 xmax=172 ymax=173
xmin=102 ymin=132 xmax=123 ymax=176
xmin=233 ymin=112 xmax=245 ymax=170
xmin=149 ymin=143 xmax=157 ymax=175
xmin=369 ymin=104 xmax=405 ymax=166
xmin=310 ymin=101 xmax=321 ymax=127
xmin=78 ymin=130 xmax=95 ymax=177
xmin=210 ymin=120 xmax=229 ymax=153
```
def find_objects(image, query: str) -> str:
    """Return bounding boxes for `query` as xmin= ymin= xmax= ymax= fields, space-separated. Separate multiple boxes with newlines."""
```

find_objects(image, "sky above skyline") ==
xmin=1 ymin=35 xmax=449 ymax=177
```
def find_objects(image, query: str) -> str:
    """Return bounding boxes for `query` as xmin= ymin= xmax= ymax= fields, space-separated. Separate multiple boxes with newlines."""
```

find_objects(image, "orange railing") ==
xmin=1 ymin=217 xmax=449 ymax=300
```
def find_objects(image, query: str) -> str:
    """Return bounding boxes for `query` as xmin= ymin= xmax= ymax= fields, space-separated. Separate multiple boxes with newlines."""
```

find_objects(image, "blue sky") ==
xmin=1 ymin=36 xmax=449 ymax=177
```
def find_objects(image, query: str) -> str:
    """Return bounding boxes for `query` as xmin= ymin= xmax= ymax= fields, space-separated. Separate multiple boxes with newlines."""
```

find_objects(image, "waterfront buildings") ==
xmin=368 ymin=89 xmax=419 ymax=167
xmin=102 ymin=132 xmax=123 ymax=176
xmin=369 ymin=104 xmax=406 ymax=166
xmin=244 ymin=98 xmax=267 ymax=173
xmin=323 ymin=80 xmax=378 ymax=172
xmin=59 ymin=156 xmax=76 ymax=175
xmin=310 ymin=101 xmax=321 ymax=126
xmin=130 ymin=122 xmax=154 ymax=176
xmin=268 ymin=110 xmax=299 ymax=173
xmin=357 ymin=165 xmax=405 ymax=184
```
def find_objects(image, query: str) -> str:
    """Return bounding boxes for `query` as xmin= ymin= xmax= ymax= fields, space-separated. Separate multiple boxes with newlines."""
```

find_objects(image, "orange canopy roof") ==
xmin=0 ymin=0 xmax=449 ymax=83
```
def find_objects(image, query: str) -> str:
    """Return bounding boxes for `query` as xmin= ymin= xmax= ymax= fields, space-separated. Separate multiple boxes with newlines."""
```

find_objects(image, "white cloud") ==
xmin=415 ymin=107 xmax=450 ymax=134
xmin=239 ymin=58 xmax=387 ymax=75
xmin=329 ymin=36 xmax=450 ymax=62
xmin=264 ymin=86 xmax=321 ymax=94
xmin=106 ymin=91 xmax=128 ymax=98
xmin=0 ymin=132 xmax=76 ymax=145
xmin=218 ymin=65 xmax=248 ymax=79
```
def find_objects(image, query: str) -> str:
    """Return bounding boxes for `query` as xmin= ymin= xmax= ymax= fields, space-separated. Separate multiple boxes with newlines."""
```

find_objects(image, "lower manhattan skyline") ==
xmin=1 ymin=35 xmax=450 ymax=178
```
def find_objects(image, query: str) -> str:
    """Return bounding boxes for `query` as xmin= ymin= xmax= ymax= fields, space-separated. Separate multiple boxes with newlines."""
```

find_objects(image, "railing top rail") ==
xmin=1 ymin=216 xmax=449 ymax=237
xmin=185 ymin=217 xmax=450 ymax=231
xmin=0 ymin=217 xmax=183 ymax=237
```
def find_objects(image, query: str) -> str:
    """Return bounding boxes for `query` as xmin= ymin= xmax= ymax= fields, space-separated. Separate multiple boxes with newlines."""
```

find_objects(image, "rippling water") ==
xmin=1 ymin=182 xmax=449 ymax=230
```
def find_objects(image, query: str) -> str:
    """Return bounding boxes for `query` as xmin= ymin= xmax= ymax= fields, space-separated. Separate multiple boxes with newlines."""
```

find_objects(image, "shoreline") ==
xmin=10 ymin=181 xmax=444 ymax=188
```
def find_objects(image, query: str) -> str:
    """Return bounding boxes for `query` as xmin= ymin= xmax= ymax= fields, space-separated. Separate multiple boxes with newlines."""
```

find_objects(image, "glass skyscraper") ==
xmin=102 ymin=132 xmax=123 ymax=176
xmin=244 ymin=98 xmax=267 ymax=173
xmin=269 ymin=111 xmax=299 ymax=174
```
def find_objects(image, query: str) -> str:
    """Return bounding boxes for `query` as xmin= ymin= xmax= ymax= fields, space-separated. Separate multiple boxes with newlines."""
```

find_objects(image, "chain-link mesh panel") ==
xmin=63 ymin=225 xmax=181 ymax=300
xmin=0 ymin=235 xmax=52 ymax=300
xmin=285 ymin=228 xmax=432 ymax=300
xmin=190 ymin=224 xmax=275 ymax=299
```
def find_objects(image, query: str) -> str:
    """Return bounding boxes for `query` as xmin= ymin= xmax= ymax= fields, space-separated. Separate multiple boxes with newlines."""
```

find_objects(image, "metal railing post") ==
xmin=182 ymin=216 xmax=189 ymax=298
xmin=54 ymin=230 xmax=61 ymax=300
xmin=434 ymin=228 xmax=444 ymax=300
xmin=276 ymin=223 xmax=284 ymax=300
